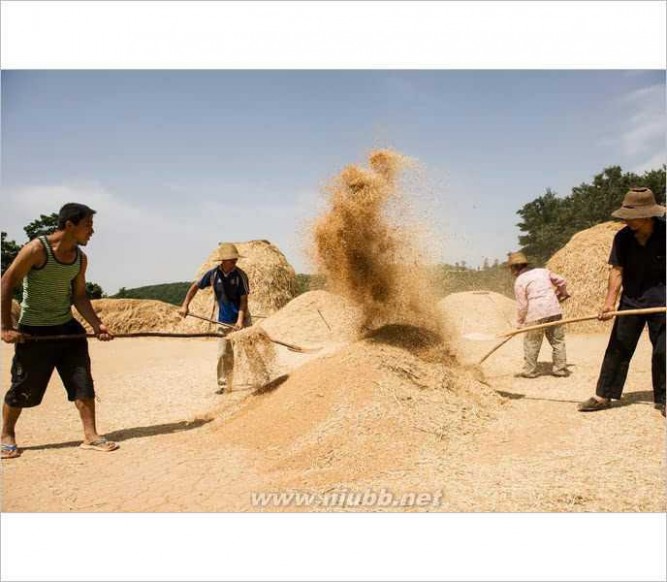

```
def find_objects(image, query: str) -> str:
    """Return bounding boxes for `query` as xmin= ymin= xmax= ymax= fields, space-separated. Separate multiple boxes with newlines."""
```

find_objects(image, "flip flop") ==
xmin=1 ymin=443 xmax=21 ymax=459
xmin=79 ymin=437 xmax=119 ymax=452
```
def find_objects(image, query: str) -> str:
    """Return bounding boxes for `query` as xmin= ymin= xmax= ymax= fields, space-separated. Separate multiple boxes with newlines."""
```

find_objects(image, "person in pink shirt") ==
xmin=508 ymin=252 xmax=570 ymax=378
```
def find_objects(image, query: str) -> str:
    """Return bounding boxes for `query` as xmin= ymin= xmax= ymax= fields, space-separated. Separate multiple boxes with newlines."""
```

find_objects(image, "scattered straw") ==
xmin=311 ymin=149 xmax=442 ymax=335
xmin=229 ymin=327 xmax=277 ymax=388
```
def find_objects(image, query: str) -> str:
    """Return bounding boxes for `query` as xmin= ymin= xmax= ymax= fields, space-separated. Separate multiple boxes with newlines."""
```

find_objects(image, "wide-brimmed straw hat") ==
xmin=611 ymin=187 xmax=665 ymax=220
xmin=507 ymin=251 xmax=528 ymax=266
xmin=212 ymin=243 xmax=243 ymax=261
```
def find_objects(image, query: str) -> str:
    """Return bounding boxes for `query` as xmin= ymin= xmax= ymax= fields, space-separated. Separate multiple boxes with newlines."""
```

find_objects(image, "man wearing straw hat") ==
xmin=579 ymin=187 xmax=666 ymax=416
xmin=508 ymin=252 xmax=571 ymax=378
xmin=1 ymin=203 xmax=118 ymax=459
xmin=179 ymin=242 xmax=251 ymax=393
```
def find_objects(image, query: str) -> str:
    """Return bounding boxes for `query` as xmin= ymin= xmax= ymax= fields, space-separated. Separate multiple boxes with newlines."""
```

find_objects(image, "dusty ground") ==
xmin=1 ymin=332 xmax=664 ymax=512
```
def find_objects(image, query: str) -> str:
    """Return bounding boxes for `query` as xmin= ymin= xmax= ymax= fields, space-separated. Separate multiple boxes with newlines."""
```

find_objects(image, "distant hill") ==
xmin=110 ymin=268 xmax=513 ymax=307
xmin=112 ymin=282 xmax=192 ymax=306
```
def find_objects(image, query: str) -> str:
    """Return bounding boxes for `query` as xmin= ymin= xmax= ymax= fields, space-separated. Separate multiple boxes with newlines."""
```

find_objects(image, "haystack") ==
xmin=260 ymin=289 xmax=362 ymax=346
xmin=179 ymin=240 xmax=297 ymax=333
xmin=547 ymin=221 xmax=623 ymax=333
xmin=74 ymin=298 xmax=183 ymax=334
xmin=438 ymin=290 xmax=518 ymax=366
xmin=213 ymin=329 xmax=503 ymax=497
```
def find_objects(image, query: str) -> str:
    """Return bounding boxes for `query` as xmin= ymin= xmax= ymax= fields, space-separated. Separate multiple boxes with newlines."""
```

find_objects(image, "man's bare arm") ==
xmin=71 ymin=253 xmax=113 ymax=340
xmin=178 ymin=283 xmax=200 ymax=317
xmin=1 ymin=240 xmax=45 ymax=343
xmin=599 ymin=266 xmax=623 ymax=320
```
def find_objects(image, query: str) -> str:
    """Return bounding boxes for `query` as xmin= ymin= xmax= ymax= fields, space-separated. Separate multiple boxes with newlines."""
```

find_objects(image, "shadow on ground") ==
xmin=365 ymin=324 xmax=456 ymax=364
xmin=21 ymin=419 xmax=212 ymax=451
xmin=253 ymin=374 xmax=289 ymax=395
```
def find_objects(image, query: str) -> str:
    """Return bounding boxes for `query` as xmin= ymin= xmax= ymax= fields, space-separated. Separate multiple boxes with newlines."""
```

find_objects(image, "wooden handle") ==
xmin=186 ymin=312 xmax=235 ymax=329
xmin=503 ymin=307 xmax=667 ymax=338
xmin=22 ymin=332 xmax=222 ymax=341
xmin=186 ymin=312 xmax=318 ymax=353
xmin=478 ymin=335 xmax=514 ymax=364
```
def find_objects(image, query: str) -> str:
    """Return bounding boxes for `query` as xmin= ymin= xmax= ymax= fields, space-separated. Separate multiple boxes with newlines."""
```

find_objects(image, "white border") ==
xmin=2 ymin=513 xmax=666 ymax=581
xmin=2 ymin=2 xmax=666 ymax=581
xmin=1 ymin=1 xmax=666 ymax=69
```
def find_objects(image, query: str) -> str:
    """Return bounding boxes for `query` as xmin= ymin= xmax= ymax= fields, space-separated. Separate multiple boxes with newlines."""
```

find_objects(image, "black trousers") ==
xmin=595 ymin=311 xmax=666 ymax=404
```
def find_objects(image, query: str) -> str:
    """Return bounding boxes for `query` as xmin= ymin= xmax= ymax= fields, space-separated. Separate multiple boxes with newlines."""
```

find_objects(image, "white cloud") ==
xmin=1 ymin=182 xmax=321 ymax=294
xmin=632 ymin=150 xmax=667 ymax=174
xmin=616 ymin=83 xmax=665 ymax=166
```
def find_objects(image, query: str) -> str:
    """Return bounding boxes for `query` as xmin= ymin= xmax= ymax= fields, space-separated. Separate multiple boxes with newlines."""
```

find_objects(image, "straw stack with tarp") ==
xmin=547 ymin=221 xmax=623 ymax=333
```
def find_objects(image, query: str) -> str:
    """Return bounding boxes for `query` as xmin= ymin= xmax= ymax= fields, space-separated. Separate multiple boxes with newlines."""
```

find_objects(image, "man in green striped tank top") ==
xmin=1 ymin=203 xmax=118 ymax=459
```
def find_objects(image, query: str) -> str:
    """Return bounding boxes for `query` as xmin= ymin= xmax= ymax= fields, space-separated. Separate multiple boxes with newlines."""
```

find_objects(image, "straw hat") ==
xmin=611 ymin=187 xmax=665 ymax=220
xmin=213 ymin=243 xmax=243 ymax=261
xmin=507 ymin=251 xmax=528 ymax=266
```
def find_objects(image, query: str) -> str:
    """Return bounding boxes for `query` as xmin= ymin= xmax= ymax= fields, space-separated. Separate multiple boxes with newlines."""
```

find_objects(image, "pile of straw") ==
xmin=180 ymin=239 xmax=298 ymax=333
xmin=74 ymin=298 xmax=183 ymax=334
xmin=547 ymin=221 xmax=623 ymax=333
xmin=438 ymin=290 xmax=517 ymax=364
xmin=214 ymin=330 xmax=503 ymax=491
xmin=219 ymin=290 xmax=361 ymax=388
xmin=260 ymin=289 xmax=362 ymax=346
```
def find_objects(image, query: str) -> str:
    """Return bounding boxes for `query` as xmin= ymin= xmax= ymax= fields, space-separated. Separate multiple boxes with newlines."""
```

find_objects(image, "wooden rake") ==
xmin=467 ymin=307 xmax=667 ymax=365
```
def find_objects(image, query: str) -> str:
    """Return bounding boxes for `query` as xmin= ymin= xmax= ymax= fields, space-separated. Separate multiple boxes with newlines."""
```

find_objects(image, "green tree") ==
xmin=517 ymin=165 xmax=666 ymax=265
xmin=1 ymin=232 xmax=21 ymax=275
xmin=86 ymin=282 xmax=105 ymax=299
xmin=516 ymin=188 xmax=566 ymax=265
xmin=24 ymin=213 xmax=59 ymax=240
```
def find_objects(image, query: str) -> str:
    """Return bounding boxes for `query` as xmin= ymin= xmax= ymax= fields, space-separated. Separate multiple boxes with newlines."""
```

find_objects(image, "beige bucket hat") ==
xmin=611 ymin=187 xmax=665 ymax=220
xmin=507 ymin=251 xmax=528 ymax=266
xmin=213 ymin=242 xmax=243 ymax=261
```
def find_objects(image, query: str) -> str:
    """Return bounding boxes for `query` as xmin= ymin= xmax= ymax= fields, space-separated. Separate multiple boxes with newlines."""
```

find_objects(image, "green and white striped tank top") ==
xmin=19 ymin=236 xmax=81 ymax=326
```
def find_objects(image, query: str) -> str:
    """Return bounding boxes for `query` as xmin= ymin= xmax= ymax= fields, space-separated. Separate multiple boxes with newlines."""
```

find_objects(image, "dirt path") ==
xmin=1 ymin=333 xmax=664 ymax=512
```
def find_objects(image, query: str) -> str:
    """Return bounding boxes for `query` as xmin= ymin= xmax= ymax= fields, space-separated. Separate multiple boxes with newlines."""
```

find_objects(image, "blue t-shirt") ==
xmin=197 ymin=267 xmax=250 ymax=324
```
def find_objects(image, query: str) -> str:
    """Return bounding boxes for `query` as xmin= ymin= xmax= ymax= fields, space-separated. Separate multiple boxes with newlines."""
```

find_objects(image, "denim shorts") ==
xmin=4 ymin=319 xmax=95 ymax=408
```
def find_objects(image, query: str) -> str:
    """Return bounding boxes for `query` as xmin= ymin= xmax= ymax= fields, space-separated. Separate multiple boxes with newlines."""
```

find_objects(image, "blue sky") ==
xmin=1 ymin=69 xmax=665 ymax=294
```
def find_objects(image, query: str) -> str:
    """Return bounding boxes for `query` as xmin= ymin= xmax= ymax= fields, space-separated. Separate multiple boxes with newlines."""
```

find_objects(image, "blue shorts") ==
xmin=4 ymin=319 xmax=95 ymax=408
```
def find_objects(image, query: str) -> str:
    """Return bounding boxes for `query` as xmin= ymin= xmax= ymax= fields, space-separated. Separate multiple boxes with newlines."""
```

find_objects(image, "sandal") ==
xmin=1 ymin=443 xmax=21 ymax=459
xmin=79 ymin=437 xmax=119 ymax=452
xmin=578 ymin=397 xmax=611 ymax=412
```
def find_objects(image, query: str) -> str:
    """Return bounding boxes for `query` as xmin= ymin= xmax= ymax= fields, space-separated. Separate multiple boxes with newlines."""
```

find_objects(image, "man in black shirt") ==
xmin=579 ymin=187 xmax=665 ymax=416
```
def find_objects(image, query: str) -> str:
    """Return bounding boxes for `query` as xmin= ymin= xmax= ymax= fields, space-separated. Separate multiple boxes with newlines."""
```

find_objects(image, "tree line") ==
xmin=516 ymin=165 xmax=666 ymax=265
